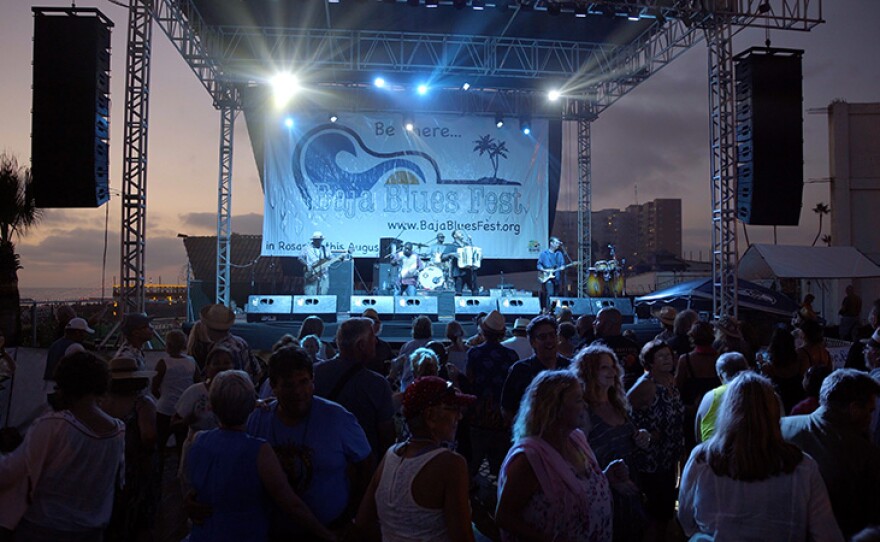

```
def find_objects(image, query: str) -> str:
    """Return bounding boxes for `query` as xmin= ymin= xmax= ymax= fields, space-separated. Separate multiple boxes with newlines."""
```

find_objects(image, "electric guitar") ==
xmin=305 ymin=251 xmax=350 ymax=282
xmin=537 ymin=261 xmax=581 ymax=284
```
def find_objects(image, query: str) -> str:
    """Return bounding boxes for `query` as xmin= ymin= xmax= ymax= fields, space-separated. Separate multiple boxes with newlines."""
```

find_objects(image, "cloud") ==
xmin=179 ymin=212 xmax=263 ymax=235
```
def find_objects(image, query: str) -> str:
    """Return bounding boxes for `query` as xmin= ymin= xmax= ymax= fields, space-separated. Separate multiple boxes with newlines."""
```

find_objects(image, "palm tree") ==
xmin=821 ymin=234 xmax=832 ymax=247
xmin=811 ymin=202 xmax=830 ymax=247
xmin=0 ymin=153 xmax=40 ymax=346
xmin=473 ymin=134 xmax=509 ymax=179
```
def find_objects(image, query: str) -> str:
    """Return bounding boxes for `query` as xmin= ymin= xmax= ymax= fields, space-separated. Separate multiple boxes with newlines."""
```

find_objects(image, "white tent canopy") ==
xmin=739 ymin=244 xmax=880 ymax=280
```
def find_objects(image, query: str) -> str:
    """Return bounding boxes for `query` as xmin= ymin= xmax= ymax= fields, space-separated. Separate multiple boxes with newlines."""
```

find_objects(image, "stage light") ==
xmin=417 ymin=84 xmax=429 ymax=95
xmin=495 ymin=113 xmax=504 ymax=128
xmin=374 ymin=77 xmax=386 ymax=88
xmin=329 ymin=114 xmax=338 ymax=123
xmin=405 ymin=121 xmax=414 ymax=132
xmin=284 ymin=117 xmax=294 ymax=129
xmin=548 ymin=89 xmax=561 ymax=101
xmin=462 ymin=82 xmax=471 ymax=91
xmin=627 ymin=8 xmax=641 ymax=21
xmin=270 ymin=72 xmax=300 ymax=108
xmin=472 ymin=0 xmax=485 ymax=10
xmin=520 ymin=117 xmax=531 ymax=135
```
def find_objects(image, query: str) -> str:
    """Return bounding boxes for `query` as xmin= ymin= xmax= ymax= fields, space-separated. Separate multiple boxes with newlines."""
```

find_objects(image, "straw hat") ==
xmin=109 ymin=357 xmax=156 ymax=381
xmin=311 ymin=231 xmax=324 ymax=240
xmin=200 ymin=304 xmax=235 ymax=331
xmin=714 ymin=315 xmax=743 ymax=339
xmin=480 ymin=310 xmax=507 ymax=333
xmin=658 ymin=306 xmax=677 ymax=326
xmin=513 ymin=318 xmax=530 ymax=332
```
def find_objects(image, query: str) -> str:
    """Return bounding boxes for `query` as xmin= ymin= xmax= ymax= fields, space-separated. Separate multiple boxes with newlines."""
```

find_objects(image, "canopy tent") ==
xmin=634 ymin=278 xmax=799 ymax=317
xmin=739 ymin=244 xmax=880 ymax=280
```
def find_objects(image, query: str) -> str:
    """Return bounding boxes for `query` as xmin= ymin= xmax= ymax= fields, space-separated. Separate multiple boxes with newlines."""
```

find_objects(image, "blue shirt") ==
xmin=246 ymin=397 xmax=370 ymax=534
xmin=500 ymin=355 xmax=571 ymax=417
xmin=188 ymin=429 xmax=269 ymax=542
xmin=537 ymin=249 xmax=564 ymax=271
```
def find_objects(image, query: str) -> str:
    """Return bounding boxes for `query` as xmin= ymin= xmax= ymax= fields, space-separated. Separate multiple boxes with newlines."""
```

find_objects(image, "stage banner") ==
xmin=261 ymin=113 xmax=549 ymax=259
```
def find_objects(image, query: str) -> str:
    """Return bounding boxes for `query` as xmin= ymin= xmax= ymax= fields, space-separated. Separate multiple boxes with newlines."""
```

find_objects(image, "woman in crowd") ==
xmin=627 ymin=340 xmax=684 ymax=542
xmin=497 ymin=370 xmax=629 ymax=542
xmin=574 ymin=345 xmax=650 ymax=542
xmin=759 ymin=323 xmax=805 ymax=414
xmin=101 ymin=357 xmax=159 ymax=542
xmin=297 ymin=316 xmax=336 ymax=360
xmin=355 ymin=376 xmax=475 ymax=542
xmin=666 ymin=309 xmax=699 ymax=359
xmin=445 ymin=321 xmax=469 ymax=374
xmin=797 ymin=318 xmax=832 ymax=374
xmin=674 ymin=321 xmax=720 ymax=453
xmin=790 ymin=365 xmax=831 ymax=415
xmin=152 ymin=329 xmax=197 ymax=468
xmin=678 ymin=372 xmax=843 ymax=541
xmin=0 ymin=352 xmax=125 ymax=540
xmin=300 ymin=334 xmax=324 ymax=364
xmin=173 ymin=346 xmax=235 ymax=444
xmin=394 ymin=315 xmax=434 ymax=391
xmin=185 ymin=370 xmax=335 ymax=542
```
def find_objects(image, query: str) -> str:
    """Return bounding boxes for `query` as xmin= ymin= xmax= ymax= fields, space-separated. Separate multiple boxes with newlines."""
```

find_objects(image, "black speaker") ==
xmin=734 ymin=48 xmax=803 ymax=226
xmin=372 ymin=262 xmax=399 ymax=295
xmin=31 ymin=8 xmax=113 ymax=208
xmin=328 ymin=258 xmax=353 ymax=312
xmin=379 ymin=237 xmax=401 ymax=259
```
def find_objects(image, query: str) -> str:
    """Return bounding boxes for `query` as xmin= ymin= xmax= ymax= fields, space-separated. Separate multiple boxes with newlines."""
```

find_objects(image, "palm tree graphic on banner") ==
xmin=473 ymin=134 xmax=509 ymax=182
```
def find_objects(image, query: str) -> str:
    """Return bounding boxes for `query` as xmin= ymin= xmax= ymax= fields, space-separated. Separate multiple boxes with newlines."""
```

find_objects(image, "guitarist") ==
xmin=537 ymin=236 xmax=565 ymax=309
xmin=301 ymin=231 xmax=331 ymax=294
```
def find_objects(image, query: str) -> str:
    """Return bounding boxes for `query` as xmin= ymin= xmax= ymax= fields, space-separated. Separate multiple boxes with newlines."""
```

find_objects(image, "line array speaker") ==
xmin=31 ymin=8 xmax=113 ymax=208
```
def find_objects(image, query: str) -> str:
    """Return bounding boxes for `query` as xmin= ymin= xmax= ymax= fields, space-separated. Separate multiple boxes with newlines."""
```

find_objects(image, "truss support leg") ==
xmin=707 ymin=23 xmax=738 ymax=318
xmin=216 ymin=94 xmax=236 ymax=306
xmin=120 ymin=0 xmax=154 ymax=316
xmin=576 ymin=118 xmax=592 ymax=298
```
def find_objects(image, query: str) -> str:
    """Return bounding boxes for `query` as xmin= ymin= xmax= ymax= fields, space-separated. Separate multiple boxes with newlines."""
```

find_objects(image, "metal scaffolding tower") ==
xmin=576 ymin=119 xmax=593 ymax=297
xmin=119 ymin=0 xmax=154 ymax=316
xmin=215 ymin=87 xmax=238 ymax=306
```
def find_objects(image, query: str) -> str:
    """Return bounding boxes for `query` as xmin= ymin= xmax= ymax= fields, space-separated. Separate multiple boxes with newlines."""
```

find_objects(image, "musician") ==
xmin=392 ymin=242 xmax=422 ymax=296
xmin=537 ymin=237 xmax=565 ymax=307
xmin=301 ymin=231 xmax=331 ymax=295
xmin=451 ymin=230 xmax=479 ymax=296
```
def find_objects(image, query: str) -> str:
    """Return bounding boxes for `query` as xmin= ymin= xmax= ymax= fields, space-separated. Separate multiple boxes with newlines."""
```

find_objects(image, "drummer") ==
xmin=450 ymin=230 xmax=479 ymax=296
xmin=391 ymin=242 xmax=422 ymax=296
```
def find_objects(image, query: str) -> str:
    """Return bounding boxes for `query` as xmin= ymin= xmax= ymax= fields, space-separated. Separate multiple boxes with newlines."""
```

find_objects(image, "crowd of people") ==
xmin=1 ymin=295 xmax=880 ymax=542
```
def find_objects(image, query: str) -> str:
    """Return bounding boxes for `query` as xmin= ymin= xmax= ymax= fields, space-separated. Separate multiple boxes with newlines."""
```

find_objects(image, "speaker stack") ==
xmin=31 ymin=8 xmax=113 ymax=208
xmin=734 ymin=48 xmax=804 ymax=226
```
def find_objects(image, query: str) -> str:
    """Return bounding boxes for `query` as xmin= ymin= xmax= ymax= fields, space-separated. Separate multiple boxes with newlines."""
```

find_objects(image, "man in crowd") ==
xmin=781 ymin=369 xmax=880 ymax=537
xmin=592 ymin=307 xmax=641 ymax=390
xmin=501 ymin=318 xmax=533 ymax=361
xmin=360 ymin=308 xmax=394 ymax=376
xmin=466 ymin=310 xmax=520 ymax=479
xmin=694 ymin=352 xmax=750 ymax=444
xmin=501 ymin=315 xmax=570 ymax=425
xmin=301 ymin=231 xmax=331 ymax=295
xmin=536 ymin=237 xmax=565 ymax=309
xmin=193 ymin=303 xmax=261 ymax=383
xmin=44 ymin=317 xmax=94 ymax=408
xmin=248 ymin=346 xmax=372 ymax=539
xmin=846 ymin=299 xmax=880 ymax=371
xmin=574 ymin=314 xmax=595 ymax=351
xmin=314 ymin=318 xmax=395 ymax=461
xmin=839 ymin=285 xmax=863 ymax=341
xmin=115 ymin=313 xmax=153 ymax=369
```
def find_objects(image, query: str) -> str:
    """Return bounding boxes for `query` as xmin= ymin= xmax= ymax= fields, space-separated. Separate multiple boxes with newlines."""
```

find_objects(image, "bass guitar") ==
xmin=305 ymin=251 xmax=350 ymax=282
xmin=537 ymin=261 xmax=581 ymax=284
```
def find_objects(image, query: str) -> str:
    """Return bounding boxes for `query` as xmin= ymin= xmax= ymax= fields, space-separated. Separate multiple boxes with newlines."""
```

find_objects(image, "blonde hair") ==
xmin=513 ymin=370 xmax=580 ymax=442
xmin=573 ymin=345 xmax=629 ymax=420
xmin=410 ymin=348 xmax=440 ymax=379
xmin=698 ymin=372 xmax=802 ymax=481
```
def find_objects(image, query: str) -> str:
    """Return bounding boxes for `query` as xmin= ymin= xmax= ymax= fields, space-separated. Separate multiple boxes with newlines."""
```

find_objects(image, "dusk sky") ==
xmin=1 ymin=0 xmax=878 ymax=290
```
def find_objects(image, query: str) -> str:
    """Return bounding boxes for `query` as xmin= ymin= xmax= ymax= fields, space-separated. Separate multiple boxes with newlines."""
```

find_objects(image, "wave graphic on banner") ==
xmin=292 ymin=125 xmax=442 ymax=209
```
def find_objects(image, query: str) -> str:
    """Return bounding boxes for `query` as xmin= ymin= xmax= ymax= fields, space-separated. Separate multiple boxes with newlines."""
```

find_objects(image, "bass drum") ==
xmin=586 ymin=267 xmax=604 ymax=297
xmin=418 ymin=265 xmax=445 ymax=291
xmin=610 ymin=270 xmax=625 ymax=297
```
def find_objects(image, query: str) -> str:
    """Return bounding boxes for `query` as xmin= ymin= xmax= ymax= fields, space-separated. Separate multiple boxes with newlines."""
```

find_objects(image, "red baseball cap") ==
xmin=402 ymin=376 xmax=475 ymax=418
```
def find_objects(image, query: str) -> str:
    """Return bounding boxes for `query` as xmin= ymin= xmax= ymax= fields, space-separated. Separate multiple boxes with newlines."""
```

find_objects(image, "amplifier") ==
xmin=549 ymin=297 xmax=596 ymax=317
xmin=292 ymin=295 xmax=338 ymax=321
xmin=498 ymin=296 xmax=541 ymax=320
xmin=350 ymin=295 xmax=395 ymax=319
xmin=246 ymin=295 xmax=293 ymax=322
xmin=453 ymin=296 xmax=498 ymax=320
xmin=394 ymin=296 xmax=439 ymax=320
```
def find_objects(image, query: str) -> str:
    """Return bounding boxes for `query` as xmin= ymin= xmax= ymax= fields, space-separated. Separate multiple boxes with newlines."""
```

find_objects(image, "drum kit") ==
xmin=387 ymin=238 xmax=482 ymax=292
xmin=587 ymin=244 xmax=625 ymax=297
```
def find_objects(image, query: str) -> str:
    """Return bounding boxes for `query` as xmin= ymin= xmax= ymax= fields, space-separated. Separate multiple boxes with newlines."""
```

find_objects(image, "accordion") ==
xmin=456 ymin=246 xmax=482 ymax=269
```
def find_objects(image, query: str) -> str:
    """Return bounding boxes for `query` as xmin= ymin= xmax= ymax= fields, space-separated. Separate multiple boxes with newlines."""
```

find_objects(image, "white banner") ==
xmin=261 ymin=113 xmax=549 ymax=258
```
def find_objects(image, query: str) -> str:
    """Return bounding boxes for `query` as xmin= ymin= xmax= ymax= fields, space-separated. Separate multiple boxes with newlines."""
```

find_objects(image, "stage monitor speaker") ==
xmin=734 ymin=48 xmax=804 ymax=225
xmin=550 ymin=297 xmax=595 ymax=317
xmin=328 ymin=258 xmax=353 ymax=313
xmin=31 ymin=8 xmax=113 ymax=208
xmin=246 ymin=295 xmax=293 ymax=322
xmin=590 ymin=298 xmax=635 ymax=324
xmin=498 ymin=296 xmax=541 ymax=320
xmin=454 ymin=296 xmax=498 ymax=320
xmin=372 ymin=263 xmax=399 ymax=295
xmin=350 ymin=296 xmax=395 ymax=319
xmin=292 ymin=295 xmax=337 ymax=321
xmin=394 ymin=296 xmax=438 ymax=321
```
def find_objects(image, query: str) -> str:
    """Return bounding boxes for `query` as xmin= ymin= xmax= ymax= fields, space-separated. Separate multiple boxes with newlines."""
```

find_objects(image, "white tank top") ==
xmin=375 ymin=445 xmax=452 ymax=542
xmin=156 ymin=355 xmax=196 ymax=415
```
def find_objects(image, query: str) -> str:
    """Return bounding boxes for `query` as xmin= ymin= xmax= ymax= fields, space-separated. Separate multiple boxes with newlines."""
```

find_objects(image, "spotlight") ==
xmin=284 ymin=117 xmax=294 ymax=129
xmin=270 ymin=72 xmax=300 ymax=109
xmin=472 ymin=0 xmax=485 ymax=9
xmin=495 ymin=113 xmax=504 ymax=129
xmin=462 ymin=82 xmax=471 ymax=91
xmin=417 ymin=84 xmax=429 ymax=95
xmin=627 ymin=8 xmax=641 ymax=21
xmin=329 ymin=114 xmax=338 ymax=123
xmin=548 ymin=89 xmax=561 ymax=101
xmin=374 ymin=77 xmax=386 ymax=88
xmin=405 ymin=121 xmax=414 ymax=132
xmin=575 ymin=5 xmax=587 ymax=17
xmin=520 ymin=117 xmax=531 ymax=135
